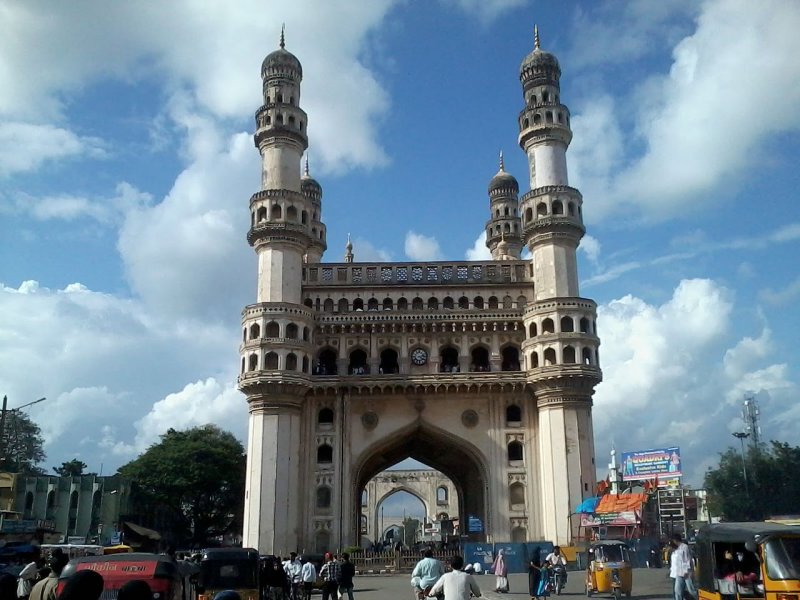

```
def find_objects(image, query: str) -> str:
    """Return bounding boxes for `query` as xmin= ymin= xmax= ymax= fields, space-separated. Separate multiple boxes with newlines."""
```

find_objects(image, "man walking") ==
xmin=669 ymin=533 xmax=697 ymax=600
xmin=318 ymin=553 xmax=340 ymax=600
xmin=428 ymin=555 xmax=482 ymax=599
xmin=337 ymin=552 xmax=355 ymax=600
xmin=300 ymin=557 xmax=317 ymax=600
xmin=283 ymin=552 xmax=303 ymax=600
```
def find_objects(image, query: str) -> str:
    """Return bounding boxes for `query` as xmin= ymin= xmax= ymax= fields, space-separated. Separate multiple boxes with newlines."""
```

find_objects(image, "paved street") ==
xmin=347 ymin=567 xmax=674 ymax=600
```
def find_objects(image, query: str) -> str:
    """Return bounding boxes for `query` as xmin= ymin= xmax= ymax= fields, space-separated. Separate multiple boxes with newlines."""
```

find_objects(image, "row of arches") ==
xmin=242 ymin=351 xmax=311 ymax=373
xmin=490 ymin=222 xmax=520 ymax=236
xmin=523 ymin=199 xmax=581 ymax=223
xmin=261 ymin=111 xmax=305 ymax=132
xmin=528 ymin=345 xmax=598 ymax=367
xmin=243 ymin=321 xmax=310 ymax=342
xmin=305 ymin=294 xmax=528 ymax=313
xmin=314 ymin=345 xmax=521 ymax=375
xmin=494 ymin=207 xmax=519 ymax=218
xmin=527 ymin=89 xmax=560 ymax=106
xmin=318 ymin=405 xmax=523 ymax=429
xmin=528 ymin=316 xmax=596 ymax=337
xmin=521 ymin=109 xmax=569 ymax=129
xmin=265 ymin=91 xmax=295 ymax=106
xmin=251 ymin=204 xmax=325 ymax=241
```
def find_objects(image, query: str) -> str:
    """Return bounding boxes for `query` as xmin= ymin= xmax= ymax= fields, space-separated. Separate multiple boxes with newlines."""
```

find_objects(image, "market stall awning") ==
xmin=595 ymin=493 xmax=647 ymax=514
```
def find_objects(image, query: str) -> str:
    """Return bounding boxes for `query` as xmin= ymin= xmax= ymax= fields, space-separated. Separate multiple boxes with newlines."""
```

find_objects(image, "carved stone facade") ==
xmin=240 ymin=29 xmax=601 ymax=555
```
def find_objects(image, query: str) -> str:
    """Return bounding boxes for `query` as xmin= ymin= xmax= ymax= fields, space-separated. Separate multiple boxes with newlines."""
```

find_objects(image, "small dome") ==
xmin=488 ymin=151 xmax=518 ymax=194
xmin=301 ymin=156 xmax=321 ymax=196
xmin=262 ymin=28 xmax=303 ymax=79
xmin=520 ymin=26 xmax=560 ymax=82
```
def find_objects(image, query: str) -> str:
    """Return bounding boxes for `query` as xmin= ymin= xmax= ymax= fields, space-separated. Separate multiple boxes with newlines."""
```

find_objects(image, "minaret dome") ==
xmin=261 ymin=25 xmax=303 ymax=80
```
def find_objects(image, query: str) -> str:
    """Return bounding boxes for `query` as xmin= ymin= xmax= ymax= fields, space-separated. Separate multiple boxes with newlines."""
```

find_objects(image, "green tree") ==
xmin=53 ymin=459 xmax=89 ymax=476
xmin=704 ymin=440 xmax=800 ymax=520
xmin=118 ymin=425 xmax=246 ymax=546
xmin=0 ymin=410 xmax=46 ymax=474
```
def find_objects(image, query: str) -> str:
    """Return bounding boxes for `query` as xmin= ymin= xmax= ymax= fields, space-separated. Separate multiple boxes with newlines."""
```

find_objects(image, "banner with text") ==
xmin=621 ymin=447 xmax=682 ymax=481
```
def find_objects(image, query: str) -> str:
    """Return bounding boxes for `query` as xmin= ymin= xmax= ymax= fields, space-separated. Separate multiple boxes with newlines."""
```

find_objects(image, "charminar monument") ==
xmin=239 ymin=26 xmax=602 ymax=555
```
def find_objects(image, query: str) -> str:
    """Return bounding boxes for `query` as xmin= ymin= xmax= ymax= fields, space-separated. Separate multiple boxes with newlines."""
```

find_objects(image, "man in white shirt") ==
xmin=300 ymin=558 xmax=317 ymax=600
xmin=284 ymin=552 xmax=303 ymax=600
xmin=669 ymin=533 xmax=697 ymax=600
xmin=428 ymin=555 xmax=481 ymax=600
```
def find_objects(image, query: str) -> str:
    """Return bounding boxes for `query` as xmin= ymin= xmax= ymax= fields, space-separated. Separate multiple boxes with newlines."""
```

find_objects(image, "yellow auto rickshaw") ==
xmin=585 ymin=540 xmax=633 ymax=599
xmin=695 ymin=522 xmax=800 ymax=600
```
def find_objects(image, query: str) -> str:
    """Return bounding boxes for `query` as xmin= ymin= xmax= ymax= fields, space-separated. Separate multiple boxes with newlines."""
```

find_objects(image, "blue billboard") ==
xmin=621 ymin=447 xmax=682 ymax=481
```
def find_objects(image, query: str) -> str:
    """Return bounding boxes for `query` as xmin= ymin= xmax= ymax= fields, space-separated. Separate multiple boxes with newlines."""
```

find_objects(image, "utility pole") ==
xmin=732 ymin=432 xmax=750 ymax=498
xmin=742 ymin=396 xmax=761 ymax=448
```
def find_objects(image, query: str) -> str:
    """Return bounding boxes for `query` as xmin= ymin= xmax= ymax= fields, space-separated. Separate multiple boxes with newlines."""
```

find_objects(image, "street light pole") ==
xmin=732 ymin=432 xmax=750 ymax=497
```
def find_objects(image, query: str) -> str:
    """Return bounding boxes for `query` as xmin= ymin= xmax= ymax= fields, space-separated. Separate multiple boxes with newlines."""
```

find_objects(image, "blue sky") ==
xmin=1 ymin=0 xmax=798 ymax=487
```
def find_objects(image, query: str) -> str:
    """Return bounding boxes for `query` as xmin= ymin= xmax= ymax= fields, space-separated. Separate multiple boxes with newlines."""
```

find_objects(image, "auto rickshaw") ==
xmin=694 ymin=522 xmax=800 ymax=600
xmin=197 ymin=547 xmax=260 ymax=600
xmin=585 ymin=540 xmax=633 ymax=599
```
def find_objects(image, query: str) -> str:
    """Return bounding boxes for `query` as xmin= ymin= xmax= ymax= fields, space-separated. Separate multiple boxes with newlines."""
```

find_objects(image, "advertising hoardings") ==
xmin=621 ymin=447 xmax=682 ymax=481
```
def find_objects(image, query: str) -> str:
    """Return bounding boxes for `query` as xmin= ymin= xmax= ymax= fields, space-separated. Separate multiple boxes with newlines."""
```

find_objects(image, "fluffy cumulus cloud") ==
xmin=594 ymin=279 xmax=795 ymax=484
xmin=465 ymin=231 xmax=492 ymax=261
xmin=404 ymin=231 xmax=443 ymax=261
xmin=0 ymin=281 xmax=240 ymax=470
xmin=569 ymin=0 xmax=800 ymax=221
xmin=0 ymin=123 xmax=105 ymax=177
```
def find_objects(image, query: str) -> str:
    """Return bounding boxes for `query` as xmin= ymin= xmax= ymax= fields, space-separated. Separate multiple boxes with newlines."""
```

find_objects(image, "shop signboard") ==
xmin=621 ymin=447 xmax=682 ymax=481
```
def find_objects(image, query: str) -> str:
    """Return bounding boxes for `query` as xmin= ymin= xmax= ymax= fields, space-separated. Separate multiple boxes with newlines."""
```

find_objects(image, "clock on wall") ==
xmin=410 ymin=348 xmax=428 ymax=366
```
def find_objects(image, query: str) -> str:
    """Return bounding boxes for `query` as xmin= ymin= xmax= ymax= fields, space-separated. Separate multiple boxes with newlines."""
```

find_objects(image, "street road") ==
xmin=347 ymin=567 xmax=674 ymax=599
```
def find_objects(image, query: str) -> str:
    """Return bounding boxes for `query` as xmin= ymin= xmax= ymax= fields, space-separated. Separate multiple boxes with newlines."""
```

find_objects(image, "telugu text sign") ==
xmin=620 ymin=447 xmax=682 ymax=481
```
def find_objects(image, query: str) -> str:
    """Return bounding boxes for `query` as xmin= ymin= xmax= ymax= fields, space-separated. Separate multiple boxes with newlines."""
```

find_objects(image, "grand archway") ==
xmin=353 ymin=420 xmax=489 ymax=543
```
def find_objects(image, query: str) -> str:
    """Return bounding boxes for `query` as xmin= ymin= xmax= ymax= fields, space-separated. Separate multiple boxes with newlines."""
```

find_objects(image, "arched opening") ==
xmin=563 ymin=346 xmax=576 ymax=364
xmin=443 ymin=296 xmax=454 ymax=309
xmin=286 ymin=323 xmax=298 ymax=339
xmin=361 ymin=489 xmax=368 ymax=507
xmin=303 ymin=326 xmax=310 ymax=341
xmin=530 ymin=351 xmax=539 ymax=368
xmin=316 ymin=348 xmax=338 ymax=375
xmin=397 ymin=297 xmax=408 ymax=311
xmin=517 ymin=296 xmax=527 ymax=309
xmin=582 ymin=347 xmax=593 ymax=365
xmin=501 ymin=346 xmax=520 ymax=371
xmin=349 ymin=348 xmax=369 ymax=375
xmin=248 ymin=354 xmax=258 ymax=371
xmin=355 ymin=420 xmax=488 ymax=543
xmin=412 ymin=297 xmax=424 ymax=311
xmin=560 ymin=316 xmax=574 ymax=332
xmin=568 ymin=202 xmax=576 ymax=216
xmin=509 ymin=482 xmax=525 ymax=509
xmin=264 ymin=352 xmax=278 ymax=369
xmin=525 ymin=207 xmax=533 ymax=222
xmin=301 ymin=210 xmax=308 ymax=224
xmin=265 ymin=321 xmax=280 ymax=337
xmin=488 ymin=296 xmax=499 ymax=309
xmin=338 ymin=298 xmax=349 ymax=313
xmin=544 ymin=348 xmax=557 ymax=365
xmin=374 ymin=489 xmax=426 ymax=549
xmin=286 ymin=206 xmax=298 ymax=221
xmin=318 ymin=407 xmax=334 ymax=425
xmin=552 ymin=200 xmax=563 ymax=215
xmin=533 ymin=113 xmax=542 ymax=125
xmin=270 ymin=204 xmax=282 ymax=220
xmin=379 ymin=348 xmax=399 ymax=374
xmin=537 ymin=202 xmax=548 ymax=217
xmin=316 ymin=486 xmax=331 ymax=508
xmin=367 ymin=298 xmax=379 ymax=311
xmin=383 ymin=297 xmax=393 ymax=311
xmin=353 ymin=298 xmax=364 ymax=311
xmin=529 ymin=322 xmax=538 ymax=337
xmin=257 ymin=207 xmax=267 ymax=222
xmin=360 ymin=514 xmax=368 ymax=534
xmin=323 ymin=298 xmax=334 ymax=313
xmin=506 ymin=404 xmax=522 ymax=424
xmin=317 ymin=444 xmax=333 ymax=464
xmin=503 ymin=295 xmax=513 ymax=309
xmin=542 ymin=318 xmax=555 ymax=334
xmin=302 ymin=356 xmax=309 ymax=372
xmin=249 ymin=323 xmax=260 ymax=339
xmin=507 ymin=441 xmax=524 ymax=462
xmin=580 ymin=317 xmax=591 ymax=333
xmin=470 ymin=346 xmax=490 ymax=372
xmin=69 ymin=490 xmax=78 ymax=510
xmin=440 ymin=346 xmax=460 ymax=372
xmin=437 ymin=486 xmax=448 ymax=504
xmin=473 ymin=296 xmax=484 ymax=309
xmin=427 ymin=297 xmax=438 ymax=310
xmin=285 ymin=353 xmax=298 ymax=371
xmin=304 ymin=298 xmax=313 ymax=308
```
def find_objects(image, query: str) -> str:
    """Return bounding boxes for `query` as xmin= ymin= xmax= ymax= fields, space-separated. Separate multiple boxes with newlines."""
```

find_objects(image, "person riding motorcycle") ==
xmin=545 ymin=546 xmax=568 ymax=593
xmin=411 ymin=549 xmax=445 ymax=600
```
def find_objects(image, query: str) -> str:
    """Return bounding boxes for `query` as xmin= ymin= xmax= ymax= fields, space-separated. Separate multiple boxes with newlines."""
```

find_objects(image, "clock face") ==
xmin=411 ymin=348 xmax=428 ymax=366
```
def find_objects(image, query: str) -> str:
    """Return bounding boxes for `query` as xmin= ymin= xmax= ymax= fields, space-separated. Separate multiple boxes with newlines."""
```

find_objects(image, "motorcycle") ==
xmin=550 ymin=564 xmax=567 ymax=595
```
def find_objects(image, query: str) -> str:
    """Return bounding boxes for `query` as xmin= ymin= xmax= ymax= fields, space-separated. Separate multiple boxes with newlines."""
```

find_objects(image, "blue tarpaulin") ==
xmin=575 ymin=496 xmax=601 ymax=514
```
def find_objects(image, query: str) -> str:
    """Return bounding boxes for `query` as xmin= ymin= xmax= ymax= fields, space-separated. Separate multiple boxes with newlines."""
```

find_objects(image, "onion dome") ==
xmin=301 ymin=156 xmax=321 ymax=199
xmin=520 ymin=25 xmax=560 ymax=84
xmin=488 ymin=151 xmax=519 ymax=195
xmin=262 ymin=26 xmax=303 ymax=79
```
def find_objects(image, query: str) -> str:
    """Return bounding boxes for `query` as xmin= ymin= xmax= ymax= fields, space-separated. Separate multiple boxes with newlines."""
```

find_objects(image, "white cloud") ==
xmin=578 ymin=234 xmax=601 ymax=264
xmin=594 ymin=278 xmax=796 ymax=484
xmin=351 ymin=237 xmax=393 ymax=262
xmin=759 ymin=276 xmax=800 ymax=306
xmin=0 ymin=0 xmax=397 ymax=176
xmin=404 ymin=231 xmax=443 ymax=261
xmin=570 ymin=0 xmax=800 ymax=221
xmin=465 ymin=231 xmax=491 ymax=261
xmin=0 ymin=122 xmax=105 ymax=177
xmin=445 ymin=0 xmax=527 ymax=22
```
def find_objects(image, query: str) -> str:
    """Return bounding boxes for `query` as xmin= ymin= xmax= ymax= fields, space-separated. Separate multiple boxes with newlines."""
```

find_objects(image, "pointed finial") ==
xmin=280 ymin=24 xmax=285 ymax=49
xmin=345 ymin=233 xmax=354 ymax=262
xmin=304 ymin=154 xmax=310 ymax=176
xmin=499 ymin=150 xmax=505 ymax=172
xmin=534 ymin=24 xmax=540 ymax=50
xmin=346 ymin=233 xmax=352 ymax=249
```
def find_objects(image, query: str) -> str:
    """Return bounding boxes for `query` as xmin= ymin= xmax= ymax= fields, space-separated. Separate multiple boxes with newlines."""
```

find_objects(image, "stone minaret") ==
xmin=240 ymin=30 xmax=321 ymax=554
xmin=485 ymin=151 xmax=523 ymax=259
xmin=517 ymin=26 xmax=602 ymax=543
